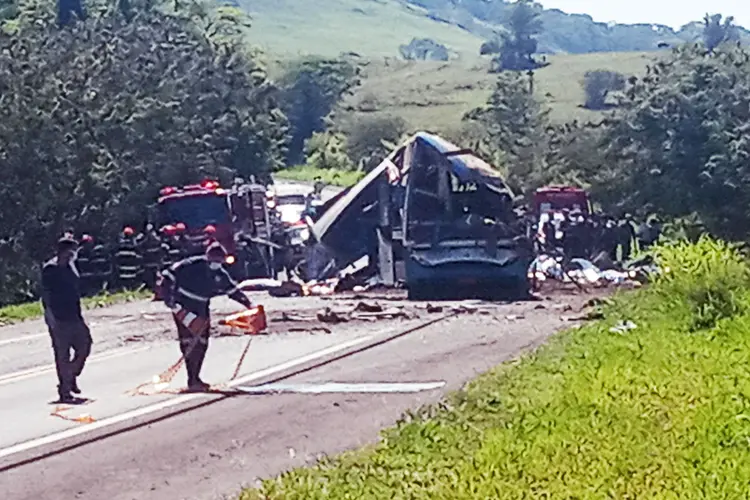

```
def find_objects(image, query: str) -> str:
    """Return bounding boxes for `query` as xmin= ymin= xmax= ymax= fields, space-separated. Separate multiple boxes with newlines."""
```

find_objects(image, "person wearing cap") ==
xmin=159 ymin=242 xmax=253 ymax=391
xmin=41 ymin=235 xmax=93 ymax=402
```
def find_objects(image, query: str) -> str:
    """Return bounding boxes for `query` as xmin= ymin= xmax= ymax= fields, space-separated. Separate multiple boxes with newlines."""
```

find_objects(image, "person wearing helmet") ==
xmin=159 ymin=242 xmax=253 ymax=391
xmin=139 ymin=223 xmax=163 ymax=290
xmin=114 ymin=226 xmax=143 ymax=290
xmin=41 ymin=234 xmax=93 ymax=403
xmin=76 ymin=234 xmax=96 ymax=296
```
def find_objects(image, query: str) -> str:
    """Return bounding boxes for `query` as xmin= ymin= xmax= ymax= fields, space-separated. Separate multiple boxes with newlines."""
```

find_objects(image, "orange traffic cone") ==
xmin=219 ymin=306 xmax=267 ymax=335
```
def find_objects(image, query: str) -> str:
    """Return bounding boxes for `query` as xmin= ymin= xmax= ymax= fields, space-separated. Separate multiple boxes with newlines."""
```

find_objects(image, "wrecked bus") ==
xmin=310 ymin=132 xmax=532 ymax=300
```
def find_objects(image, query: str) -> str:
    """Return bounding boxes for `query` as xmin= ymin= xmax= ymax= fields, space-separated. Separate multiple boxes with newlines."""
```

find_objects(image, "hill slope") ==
xmin=240 ymin=0 xmax=482 ymax=57
xmin=239 ymin=0 xmax=749 ymax=58
xmin=337 ymin=51 xmax=657 ymax=133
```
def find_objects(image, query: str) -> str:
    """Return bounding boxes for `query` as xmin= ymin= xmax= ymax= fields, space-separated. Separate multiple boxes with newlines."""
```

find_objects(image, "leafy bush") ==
xmin=303 ymin=131 xmax=355 ymax=171
xmin=651 ymin=236 xmax=750 ymax=330
xmin=345 ymin=115 xmax=408 ymax=171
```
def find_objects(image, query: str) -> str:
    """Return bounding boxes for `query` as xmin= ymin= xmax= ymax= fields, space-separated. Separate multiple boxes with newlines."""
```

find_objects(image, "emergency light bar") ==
xmin=159 ymin=180 xmax=221 ymax=197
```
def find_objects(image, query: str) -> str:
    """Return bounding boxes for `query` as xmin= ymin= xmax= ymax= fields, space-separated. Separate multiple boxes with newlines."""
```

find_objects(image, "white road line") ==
xmin=0 ymin=317 xmax=138 ymax=348
xmin=0 ymin=346 xmax=153 ymax=386
xmin=0 ymin=335 xmax=372 ymax=461
xmin=236 ymin=381 xmax=447 ymax=394
xmin=0 ymin=333 xmax=47 ymax=347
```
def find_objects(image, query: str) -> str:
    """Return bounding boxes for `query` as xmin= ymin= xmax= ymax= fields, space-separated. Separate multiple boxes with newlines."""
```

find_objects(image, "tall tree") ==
xmin=481 ymin=0 xmax=543 ymax=72
xmin=279 ymin=58 xmax=360 ymax=165
xmin=0 ymin=9 xmax=287 ymax=304
xmin=703 ymin=13 xmax=739 ymax=51
xmin=601 ymin=44 xmax=750 ymax=239
xmin=463 ymin=71 xmax=549 ymax=191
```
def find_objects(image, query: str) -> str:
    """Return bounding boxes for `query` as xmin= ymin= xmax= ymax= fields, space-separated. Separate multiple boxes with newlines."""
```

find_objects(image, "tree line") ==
xmin=464 ymin=41 xmax=750 ymax=242
xmin=0 ymin=0 xmax=369 ymax=305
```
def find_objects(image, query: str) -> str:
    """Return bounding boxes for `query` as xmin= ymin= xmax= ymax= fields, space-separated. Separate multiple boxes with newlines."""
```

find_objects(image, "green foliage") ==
xmin=582 ymin=69 xmax=625 ymax=109
xmin=240 ymin=240 xmax=750 ymax=498
xmin=0 ymin=9 xmax=286 ymax=304
xmin=399 ymin=37 xmax=449 ymax=61
xmin=651 ymin=236 xmax=750 ymax=330
xmin=344 ymin=115 xmax=408 ymax=171
xmin=279 ymin=57 xmax=361 ymax=164
xmin=463 ymin=71 xmax=549 ymax=191
xmin=599 ymin=44 xmax=750 ymax=239
xmin=303 ymin=131 xmax=355 ymax=171
xmin=703 ymin=13 xmax=740 ymax=52
xmin=480 ymin=0 xmax=543 ymax=72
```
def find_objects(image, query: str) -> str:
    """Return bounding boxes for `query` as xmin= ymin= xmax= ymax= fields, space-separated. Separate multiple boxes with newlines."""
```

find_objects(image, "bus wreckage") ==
xmin=303 ymin=132 xmax=533 ymax=300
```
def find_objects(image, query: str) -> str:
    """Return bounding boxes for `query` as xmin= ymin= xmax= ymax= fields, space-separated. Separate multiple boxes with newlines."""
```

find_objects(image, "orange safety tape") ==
xmin=50 ymin=403 xmax=96 ymax=424
xmin=127 ymin=308 xmax=263 ymax=397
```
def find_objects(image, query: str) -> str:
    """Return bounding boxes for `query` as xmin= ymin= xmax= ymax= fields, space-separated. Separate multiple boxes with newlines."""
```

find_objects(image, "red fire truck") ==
xmin=532 ymin=185 xmax=591 ymax=215
xmin=155 ymin=179 xmax=278 ymax=279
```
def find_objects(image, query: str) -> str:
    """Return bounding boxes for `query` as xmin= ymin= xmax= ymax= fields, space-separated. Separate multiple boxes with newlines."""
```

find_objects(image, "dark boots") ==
xmin=181 ymin=337 xmax=209 ymax=390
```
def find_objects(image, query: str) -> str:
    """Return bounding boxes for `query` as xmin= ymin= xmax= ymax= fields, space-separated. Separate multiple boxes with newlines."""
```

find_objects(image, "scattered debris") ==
xmin=354 ymin=302 xmax=383 ymax=313
xmin=610 ymin=320 xmax=638 ymax=334
xmin=317 ymin=308 xmax=349 ymax=324
xmin=529 ymin=254 xmax=653 ymax=290
xmin=426 ymin=304 xmax=444 ymax=313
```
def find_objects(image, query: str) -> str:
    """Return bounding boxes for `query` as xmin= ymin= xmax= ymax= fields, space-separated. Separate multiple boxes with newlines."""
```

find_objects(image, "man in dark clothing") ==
xmin=42 ymin=235 xmax=93 ymax=403
xmin=160 ymin=242 xmax=253 ymax=391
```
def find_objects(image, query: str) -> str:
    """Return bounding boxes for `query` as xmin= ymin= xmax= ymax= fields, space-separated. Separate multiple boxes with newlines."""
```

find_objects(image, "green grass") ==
xmin=240 ymin=237 xmax=750 ymax=499
xmin=242 ymin=0 xmax=482 ymax=59
xmin=275 ymin=165 xmax=366 ymax=187
xmin=0 ymin=289 xmax=152 ymax=325
xmin=337 ymin=51 xmax=662 ymax=133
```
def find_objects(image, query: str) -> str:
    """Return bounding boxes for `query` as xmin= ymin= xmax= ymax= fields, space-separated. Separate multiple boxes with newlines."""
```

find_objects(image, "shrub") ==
xmin=651 ymin=236 xmax=750 ymax=330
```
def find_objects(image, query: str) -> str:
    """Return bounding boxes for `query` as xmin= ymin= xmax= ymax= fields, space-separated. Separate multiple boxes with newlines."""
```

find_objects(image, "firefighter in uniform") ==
xmin=90 ymin=239 xmax=112 ymax=293
xmin=139 ymin=223 xmax=163 ymax=290
xmin=114 ymin=226 xmax=143 ymax=289
xmin=159 ymin=242 xmax=253 ymax=391
xmin=76 ymin=234 xmax=96 ymax=296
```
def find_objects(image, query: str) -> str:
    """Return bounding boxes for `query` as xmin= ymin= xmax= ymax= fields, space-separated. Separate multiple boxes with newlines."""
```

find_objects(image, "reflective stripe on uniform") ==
xmin=177 ymin=287 xmax=210 ymax=302
xmin=116 ymin=251 xmax=139 ymax=258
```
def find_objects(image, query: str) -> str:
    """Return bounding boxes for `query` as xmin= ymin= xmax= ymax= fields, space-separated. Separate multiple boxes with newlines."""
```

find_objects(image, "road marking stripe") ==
xmin=0 ymin=335 xmax=372 ymax=461
xmin=236 ymin=382 xmax=447 ymax=394
xmin=0 ymin=333 xmax=47 ymax=347
xmin=0 ymin=346 xmax=153 ymax=386
xmin=0 ymin=318 xmax=138 ymax=348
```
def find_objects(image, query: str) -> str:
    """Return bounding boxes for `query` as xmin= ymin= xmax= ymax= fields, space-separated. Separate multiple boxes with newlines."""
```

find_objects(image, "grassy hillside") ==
xmin=237 ymin=0 xmax=749 ymax=60
xmin=336 ymin=50 xmax=660 ymax=133
xmin=240 ymin=0 xmax=483 ymax=58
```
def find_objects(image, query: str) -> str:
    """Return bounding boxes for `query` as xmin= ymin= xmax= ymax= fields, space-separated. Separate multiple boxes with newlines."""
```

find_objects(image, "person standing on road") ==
xmin=159 ymin=242 xmax=253 ymax=391
xmin=41 ymin=235 xmax=93 ymax=403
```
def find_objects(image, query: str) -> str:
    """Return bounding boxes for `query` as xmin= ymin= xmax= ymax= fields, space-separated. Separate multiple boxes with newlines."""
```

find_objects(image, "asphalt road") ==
xmin=0 ymin=289 xmax=594 ymax=500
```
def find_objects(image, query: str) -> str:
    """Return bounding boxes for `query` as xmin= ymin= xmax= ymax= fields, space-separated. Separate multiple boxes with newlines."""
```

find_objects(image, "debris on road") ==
xmin=529 ymin=254 xmax=655 ymax=291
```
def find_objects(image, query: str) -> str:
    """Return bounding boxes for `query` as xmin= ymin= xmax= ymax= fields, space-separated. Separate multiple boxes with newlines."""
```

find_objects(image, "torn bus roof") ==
xmin=311 ymin=131 xmax=511 ymax=245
